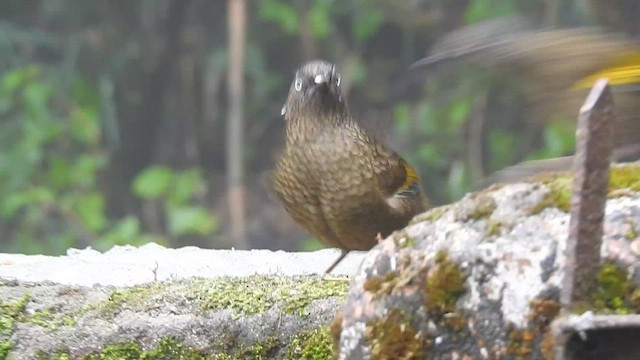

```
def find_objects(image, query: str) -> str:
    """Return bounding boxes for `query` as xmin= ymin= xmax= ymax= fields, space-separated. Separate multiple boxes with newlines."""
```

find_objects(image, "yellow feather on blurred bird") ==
xmin=407 ymin=16 xmax=640 ymax=184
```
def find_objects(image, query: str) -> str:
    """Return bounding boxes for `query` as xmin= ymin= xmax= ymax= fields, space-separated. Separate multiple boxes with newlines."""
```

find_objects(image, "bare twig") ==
xmin=226 ymin=0 xmax=248 ymax=249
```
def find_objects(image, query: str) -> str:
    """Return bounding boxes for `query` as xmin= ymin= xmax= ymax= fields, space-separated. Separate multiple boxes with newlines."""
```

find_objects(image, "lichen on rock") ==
xmin=0 ymin=275 xmax=348 ymax=359
xmin=335 ymin=164 xmax=640 ymax=359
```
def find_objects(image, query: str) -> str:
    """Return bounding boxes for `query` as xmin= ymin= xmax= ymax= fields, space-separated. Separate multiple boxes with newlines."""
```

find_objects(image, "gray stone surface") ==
xmin=0 ymin=245 xmax=363 ymax=358
xmin=4 ymin=167 xmax=640 ymax=359
xmin=336 ymin=173 xmax=640 ymax=360
xmin=1 ymin=275 xmax=346 ymax=359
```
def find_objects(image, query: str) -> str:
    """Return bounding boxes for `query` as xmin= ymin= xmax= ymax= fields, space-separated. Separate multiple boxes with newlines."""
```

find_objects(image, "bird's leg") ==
xmin=324 ymin=249 xmax=349 ymax=274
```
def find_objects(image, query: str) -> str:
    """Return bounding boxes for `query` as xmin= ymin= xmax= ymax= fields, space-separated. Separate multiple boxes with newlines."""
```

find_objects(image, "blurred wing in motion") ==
xmin=402 ymin=16 xmax=640 ymax=185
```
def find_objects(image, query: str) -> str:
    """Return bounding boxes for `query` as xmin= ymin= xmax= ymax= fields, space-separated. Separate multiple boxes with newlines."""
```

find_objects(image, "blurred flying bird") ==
xmin=404 ymin=16 xmax=640 ymax=184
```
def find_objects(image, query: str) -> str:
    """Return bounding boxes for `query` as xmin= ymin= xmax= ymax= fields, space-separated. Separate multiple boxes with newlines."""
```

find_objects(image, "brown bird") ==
xmin=272 ymin=60 xmax=430 ymax=273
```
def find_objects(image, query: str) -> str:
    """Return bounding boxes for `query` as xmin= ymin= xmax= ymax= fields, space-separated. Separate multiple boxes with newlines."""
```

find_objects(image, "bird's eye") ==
xmin=336 ymin=74 xmax=341 ymax=86
xmin=294 ymin=78 xmax=303 ymax=91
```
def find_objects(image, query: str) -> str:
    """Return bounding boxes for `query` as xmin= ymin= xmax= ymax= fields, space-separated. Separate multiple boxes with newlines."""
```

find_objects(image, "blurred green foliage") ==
xmin=0 ymin=0 xmax=631 ymax=254
xmin=132 ymin=166 xmax=217 ymax=238
xmin=0 ymin=66 xmax=217 ymax=254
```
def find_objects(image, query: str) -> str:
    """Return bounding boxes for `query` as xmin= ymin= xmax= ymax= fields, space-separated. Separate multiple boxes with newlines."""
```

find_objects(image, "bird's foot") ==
xmin=324 ymin=249 xmax=349 ymax=274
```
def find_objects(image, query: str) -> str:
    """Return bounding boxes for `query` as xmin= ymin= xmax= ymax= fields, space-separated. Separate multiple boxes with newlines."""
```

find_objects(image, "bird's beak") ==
xmin=314 ymin=74 xmax=327 ymax=85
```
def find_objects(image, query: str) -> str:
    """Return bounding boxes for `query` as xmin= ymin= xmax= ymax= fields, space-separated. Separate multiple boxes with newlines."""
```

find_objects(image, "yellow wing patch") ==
xmin=573 ymin=52 xmax=640 ymax=89
xmin=398 ymin=162 xmax=420 ymax=192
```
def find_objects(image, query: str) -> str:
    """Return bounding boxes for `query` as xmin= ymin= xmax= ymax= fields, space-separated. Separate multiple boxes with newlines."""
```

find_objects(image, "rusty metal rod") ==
xmin=560 ymin=78 xmax=614 ymax=311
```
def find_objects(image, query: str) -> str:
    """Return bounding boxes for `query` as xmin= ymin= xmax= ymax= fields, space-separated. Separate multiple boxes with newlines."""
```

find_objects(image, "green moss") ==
xmin=28 ymin=306 xmax=77 ymax=330
xmin=393 ymin=231 xmax=415 ymax=248
xmin=365 ymin=309 xmax=425 ymax=360
xmin=468 ymin=194 xmax=497 ymax=220
xmin=486 ymin=220 xmax=503 ymax=237
xmin=100 ymin=342 xmax=142 ymax=359
xmin=502 ymin=297 xmax=562 ymax=360
xmin=529 ymin=174 xmax=573 ymax=214
xmin=200 ymin=275 xmax=349 ymax=317
xmin=540 ymin=330 xmax=555 ymax=360
xmin=507 ymin=328 xmax=535 ymax=359
xmin=92 ymin=285 xmax=158 ymax=318
xmin=34 ymin=351 xmax=71 ymax=359
xmin=0 ymin=293 xmax=30 ymax=357
xmin=442 ymin=313 xmax=468 ymax=332
xmin=590 ymin=263 xmax=639 ymax=314
xmin=570 ymin=263 xmax=640 ymax=315
xmin=363 ymin=271 xmax=398 ymax=298
xmin=236 ymin=336 xmax=280 ymax=360
xmin=39 ymin=338 xmax=209 ymax=359
xmin=528 ymin=165 xmax=640 ymax=214
xmin=142 ymin=337 xmax=208 ymax=359
xmin=626 ymin=226 xmax=637 ymax=240
xmin=528 ymin=299 xmax=561 ymax=329
xmin=85 ymin=275 xmax=348 ymax=322
xmin=423 ymin=251 xmax=467 ymax=317
xmin=0 ymin=340 xmax=11 ymax=359
xmin=210 ymin=354 xmax=233 ymax=360
xmin=285 ymin=326 xmax=334 ymax=360
xmin=410 ymin=205 xmax=449 ymax=224
xmin=0 ymin=293 xmax=29 ymax=333
xmin=608 ymin=165 xmax=640 ymax=192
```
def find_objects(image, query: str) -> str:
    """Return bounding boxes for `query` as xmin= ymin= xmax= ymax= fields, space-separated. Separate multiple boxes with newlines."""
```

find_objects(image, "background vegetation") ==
xmin=0 ymin=0 xmax=637 ymax=254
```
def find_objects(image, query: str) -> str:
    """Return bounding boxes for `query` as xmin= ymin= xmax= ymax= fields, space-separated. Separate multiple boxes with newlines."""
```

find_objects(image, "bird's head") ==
xmin=281 ymin=60 xmax=346 ymax=122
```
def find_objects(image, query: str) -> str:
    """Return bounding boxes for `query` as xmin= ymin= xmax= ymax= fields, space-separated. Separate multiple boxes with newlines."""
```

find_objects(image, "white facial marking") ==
xmin=336 ymin=74 xmax=341 ymax=86
xmin=294 ymin=78 xmax=302 ymax=91
xmin=281 ymin=106 xmax=286 ymax=116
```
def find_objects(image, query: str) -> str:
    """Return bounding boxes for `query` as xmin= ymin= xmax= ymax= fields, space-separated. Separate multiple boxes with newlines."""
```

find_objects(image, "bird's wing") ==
xmin=376 ymin=153 xmax=421 ymax=198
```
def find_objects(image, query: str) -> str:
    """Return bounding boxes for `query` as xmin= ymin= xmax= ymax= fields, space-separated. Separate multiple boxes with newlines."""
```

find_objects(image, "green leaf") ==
xmin=99 ymin=216 xmax=141 ymax=248
xmin=48 ymin=156 xmax=72 ymax=189
xmin=354 ymin=8 xmax=383 ymax=41
xmin=259 ymin=0 xmax=299 ymax=34
xmin=527 ymin=121 xmax=576 ymax=160
xmin=448 ymin=98 xmax=472 ymax=130
xmin=350 ymin=60 xmax=368 ymax=86
xmin=543 ymin=121 xmax=575 ymax=156
xmin=70 ymin=106 xmax=100 ymax=145
xmin=394 ymin=103 xmax=412 ymax=135
xmin=2 ymin=66 xmax=40 ymax=94
xmin=488 ymin=129 xmax=516 ymax=170
xmin=1 ymin=187 xmax=55 ymax=218
xmin=299 ymin=237 xmax=324 ymax=251
xmin=447 ymin=160 xmax=470 ymax=200
xmin=23 ymin=81 xmax=52 ymax=107
xmin=132 ymin=166 xmax=174 ymax=199
xmin=114 ymin=216 xmax=140 ymax=239
xmin=70 ymin=154 xmax=107 ymax=188
xmin=465 ymin=0 xmax=516 ymax=23
xmin=74 ymin=192 xmax=106 ymax=232
xmin=417 ymin=103 xmax=437 ymax=134
xmin=417 ymin=143 xmax=444 ymax=167
xmin=170 ymin=169 xmax=204 ymax=205
xmin=72 ymin=76 xmax=100 ymax=109
xmin=309 ymin=1 xmax=331 ymax=39
xmin=168 ymin=206 xmax=217 ymax=237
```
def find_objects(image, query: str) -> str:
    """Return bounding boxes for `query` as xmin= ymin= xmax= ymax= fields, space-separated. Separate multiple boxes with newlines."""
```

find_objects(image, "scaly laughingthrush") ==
xmin=272 ymin=60 xmax=430 ymax=273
